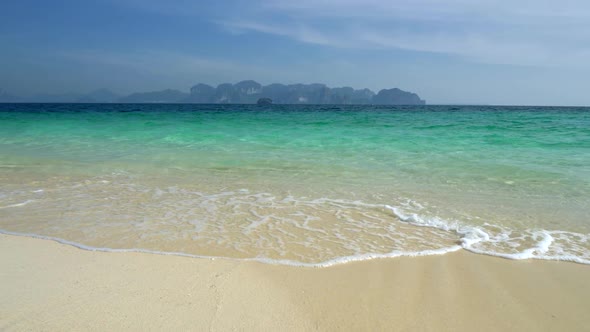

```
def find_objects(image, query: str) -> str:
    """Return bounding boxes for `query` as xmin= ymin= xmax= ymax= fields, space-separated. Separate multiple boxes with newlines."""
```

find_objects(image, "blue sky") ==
xmin=1 ymin=0 xmax=589 ymax=105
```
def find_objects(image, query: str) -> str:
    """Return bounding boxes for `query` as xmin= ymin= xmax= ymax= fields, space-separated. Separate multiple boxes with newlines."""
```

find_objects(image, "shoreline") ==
xmin=2 ymin=234 xmax=590 ymax=331
xmin=2 ymin=229 xmax=588 ymax=267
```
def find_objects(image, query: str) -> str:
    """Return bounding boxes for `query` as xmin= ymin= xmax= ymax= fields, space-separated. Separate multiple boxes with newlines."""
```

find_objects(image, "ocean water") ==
xmin=0 ymin=103 xmax=589 ymax=266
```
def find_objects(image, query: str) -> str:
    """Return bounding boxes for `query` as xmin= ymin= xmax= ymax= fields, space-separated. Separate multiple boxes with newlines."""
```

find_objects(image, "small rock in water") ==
xmin=257 ymin=97 xmax=272 ymax=105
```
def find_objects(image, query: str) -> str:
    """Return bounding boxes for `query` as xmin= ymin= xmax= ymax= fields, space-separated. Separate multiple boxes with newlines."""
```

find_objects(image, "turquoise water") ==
xmin=1 ymin=103 xmax=589 ymax=265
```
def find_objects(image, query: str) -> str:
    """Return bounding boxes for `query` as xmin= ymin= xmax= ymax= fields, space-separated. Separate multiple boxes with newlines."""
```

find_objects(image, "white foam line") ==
xmin=0 ymin=200 xmax=34 ymax=209
xmin=0 ymin=229 xmax=462 ymax=268
xmin=463 ymin=247 xmax=590 ymax=265
xmin=384 ymin=205 xmax=590 ymax=265
xmin=2 ymin=228 xmax=588 ymax=267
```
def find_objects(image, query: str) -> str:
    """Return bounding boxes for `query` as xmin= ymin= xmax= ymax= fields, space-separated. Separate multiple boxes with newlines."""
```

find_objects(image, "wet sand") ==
xmin=1 ymin=234 xmax=589 ymax=331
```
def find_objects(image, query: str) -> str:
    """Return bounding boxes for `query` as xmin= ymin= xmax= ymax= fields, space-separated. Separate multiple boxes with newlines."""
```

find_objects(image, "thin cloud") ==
xmin=108 ymin=0 xmax=590 ymax=67
xmin=218 ymin=21 xmax=350 ymax=48
xmin=213 ymin=0 xmax=590 ymax=68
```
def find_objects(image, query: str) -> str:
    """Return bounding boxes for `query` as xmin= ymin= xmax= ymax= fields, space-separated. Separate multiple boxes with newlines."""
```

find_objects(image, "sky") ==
xmin=1 ymin=0 xmax=590 ymax=105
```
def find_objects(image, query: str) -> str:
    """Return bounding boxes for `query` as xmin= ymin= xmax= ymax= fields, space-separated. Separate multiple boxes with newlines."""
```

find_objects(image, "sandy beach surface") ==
xmin=1 ymin=234 xmax=589 ymax=331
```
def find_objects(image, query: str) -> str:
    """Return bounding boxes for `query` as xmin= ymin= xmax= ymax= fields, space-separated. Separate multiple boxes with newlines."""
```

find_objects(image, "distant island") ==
xmin=0 ymin=81 xmax=426 ymax=105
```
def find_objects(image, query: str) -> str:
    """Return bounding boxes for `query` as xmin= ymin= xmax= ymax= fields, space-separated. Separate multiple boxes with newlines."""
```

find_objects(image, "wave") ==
xmin=1 ymin=197 xmax=588 ymax=266
xmin=1 ymin=175 xmax=589 ymax=266
xmin=387 ymin=205 xmax=590 ymax=264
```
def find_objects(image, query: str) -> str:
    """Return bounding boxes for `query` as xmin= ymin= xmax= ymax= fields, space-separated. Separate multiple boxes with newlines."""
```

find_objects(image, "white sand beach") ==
xmin=1 ymin=234 xmax=589 ymax=331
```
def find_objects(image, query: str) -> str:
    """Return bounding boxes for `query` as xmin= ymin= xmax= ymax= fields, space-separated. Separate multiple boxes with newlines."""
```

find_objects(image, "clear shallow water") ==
xmin=0 ymin=103 xmax=589 ymax=266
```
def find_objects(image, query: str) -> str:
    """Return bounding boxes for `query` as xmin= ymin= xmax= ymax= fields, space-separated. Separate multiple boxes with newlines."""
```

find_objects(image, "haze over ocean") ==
xmin=2 ymin=1 xmax=590 ymax=105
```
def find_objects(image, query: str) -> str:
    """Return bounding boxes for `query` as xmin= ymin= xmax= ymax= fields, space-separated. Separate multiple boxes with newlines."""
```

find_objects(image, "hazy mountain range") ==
xmin=0 ymin=81 xmax=426 ymax=105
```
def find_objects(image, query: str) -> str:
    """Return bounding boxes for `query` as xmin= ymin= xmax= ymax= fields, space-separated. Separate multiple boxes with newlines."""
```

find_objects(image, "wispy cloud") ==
xmin=219 ymin=21 xmax=350 ymax=48
xmin=213 ymin=0 xmax=590 ymax=67
xmin=105 ymin=0 xmax=590 ymax=67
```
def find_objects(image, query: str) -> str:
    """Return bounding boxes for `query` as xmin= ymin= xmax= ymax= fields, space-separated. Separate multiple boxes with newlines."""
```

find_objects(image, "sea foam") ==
xmin=1 ymin=184 xmax=588 ymax=267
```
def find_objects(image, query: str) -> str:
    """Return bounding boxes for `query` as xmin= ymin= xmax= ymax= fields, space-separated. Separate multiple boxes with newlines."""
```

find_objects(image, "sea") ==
xmin=0 ymin=103 xmax=588 ymax=266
